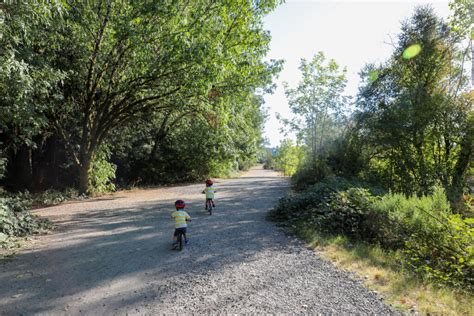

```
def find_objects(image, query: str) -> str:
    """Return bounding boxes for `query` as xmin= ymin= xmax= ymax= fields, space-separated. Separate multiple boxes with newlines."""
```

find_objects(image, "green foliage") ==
xmin=278 ymin=51 xmax=354 ymax=190
xmin=0 ymin=195 xmax=52 ymax=248
xmin=89 ymin=146 xmax=116 ymax=194
xmin=269 ymin=176 xmax=370 ymax=222
xmin=109 ymin=92 xmax=267 ymax=185
xmin=280 ymin=52 xmax=350 ymax=164
xmin=30 ymin=189 xmax=79 ymax=206
xmin=271 ymin=179 xmax=474 ymax=292
xmin=259 ymin=147 xmax=275 ymax=170
xmin=0 ymin=1 xmax=282 ymax=193
xmin=273 ymin=139 xmax=302 ymax=176
xmin=0 ymin=156 xmax=6 ymax=180
xmin=291 ymin=159 xmax=332 ymax=191
xmin=280 ymin=6 xmax=473 ymax=214
xmin=448 ymin=0 xmax=474 ymax=40
xmin=355 ymin=7 xmax=472 ymax=198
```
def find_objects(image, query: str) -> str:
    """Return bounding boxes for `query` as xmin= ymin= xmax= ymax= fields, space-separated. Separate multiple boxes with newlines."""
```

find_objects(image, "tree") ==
xmin=274 ymin=139 xmax=301 ymax=176
xmin=1 ymin=1 xmax=282 ymax=193
xmin=356 ymin=6 xmax=472 ymax=199
xmin=281 ymin=52 xmax=350 ymax=163
xmin=0 ymin=3 xmax=65 ymax=190
xmin=110 ymin=91 xmax=269 ymax=184
xmin=278 ymin=52 xmax=350 ymax=185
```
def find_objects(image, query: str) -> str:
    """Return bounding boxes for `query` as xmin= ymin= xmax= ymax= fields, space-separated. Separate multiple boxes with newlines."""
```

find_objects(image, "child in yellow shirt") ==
xmin=171 ymin=200 xmax=191 ymax=248
xmin=202 ymin=179 xmax=216 ymax=211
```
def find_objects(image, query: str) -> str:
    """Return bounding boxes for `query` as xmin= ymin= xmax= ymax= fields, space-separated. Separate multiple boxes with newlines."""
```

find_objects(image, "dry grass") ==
xmin=302 ymin=230 xmax=474 ymax=315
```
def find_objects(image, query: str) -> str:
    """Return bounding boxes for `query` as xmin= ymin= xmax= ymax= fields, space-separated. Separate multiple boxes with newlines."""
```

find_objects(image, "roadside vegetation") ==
xmin=268 ymin=2 xmax=473 ymax=314
xmin=0 ymin=1 xmax=282 ymax=246
xmin=0 ymin=192 xmax=54 ymax=249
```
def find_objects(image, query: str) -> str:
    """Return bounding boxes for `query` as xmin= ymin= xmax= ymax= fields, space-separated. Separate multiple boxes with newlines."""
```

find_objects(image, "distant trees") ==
xmin=0 ymin=1 xmax=282 ymax=193
xmin=273 ymin=139 xmax=301 ymax=176
xmin=278 ymin=52 xmax=350 ymax=187
xmin=282 ymin=52 xmax=350 ymax=162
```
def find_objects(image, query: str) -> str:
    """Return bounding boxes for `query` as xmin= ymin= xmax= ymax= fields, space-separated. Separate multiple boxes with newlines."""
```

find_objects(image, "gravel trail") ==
xmin=0 ymin=167 xmax=393 ymax=314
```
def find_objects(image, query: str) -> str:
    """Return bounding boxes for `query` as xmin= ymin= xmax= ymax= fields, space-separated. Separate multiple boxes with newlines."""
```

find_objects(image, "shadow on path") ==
xmin=0 ymin=169 xmax=289 ymax=314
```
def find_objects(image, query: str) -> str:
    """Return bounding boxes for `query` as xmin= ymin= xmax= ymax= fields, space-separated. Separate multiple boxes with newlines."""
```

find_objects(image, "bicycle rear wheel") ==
xmin=178 ymin=233 xmax=184 ymax=250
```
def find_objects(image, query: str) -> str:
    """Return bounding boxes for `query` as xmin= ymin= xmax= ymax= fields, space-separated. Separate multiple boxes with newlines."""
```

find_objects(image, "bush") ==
xmin=291 ymin=159 xmax=332 ymax=191
xmin=0 ymin=194 xmax=52 ymax=248
xmin=237 ymin=158 xmax=255 ymax=172
xmin=89 ymin=146 xmax=116 ymax=193
xmin=317 ymin=188 xmax=387 ymax=242
xmin=263 ymin=155 xmax=274 ymax=170
xmin=30 ymin=188 xmax=80 ymax=207
xmin=270 ymin=179 xmax=474 ymax=292
xmin=269 ymin=176 xmax=375 ymax=222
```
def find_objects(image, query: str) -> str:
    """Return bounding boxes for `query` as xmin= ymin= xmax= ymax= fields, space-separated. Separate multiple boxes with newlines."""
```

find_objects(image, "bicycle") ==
xmin=205 ymin=198 xmax=214 ymax=215
xmin=172 ymin=230 xmax=187 ymax=251
xmin=172 ymin=219 xmax=191 ymax=251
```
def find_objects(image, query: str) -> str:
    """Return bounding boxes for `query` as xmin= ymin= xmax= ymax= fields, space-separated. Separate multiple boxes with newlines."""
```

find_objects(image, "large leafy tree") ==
xmin=356 ymin=6 xmax=472 ymax=199
xmin=1 ymin=1 xmax=282 ymax=193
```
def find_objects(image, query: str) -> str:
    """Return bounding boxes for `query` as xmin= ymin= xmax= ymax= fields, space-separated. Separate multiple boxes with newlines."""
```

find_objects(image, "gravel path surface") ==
xmin=0 ymin=167 xmax=393 ymax=314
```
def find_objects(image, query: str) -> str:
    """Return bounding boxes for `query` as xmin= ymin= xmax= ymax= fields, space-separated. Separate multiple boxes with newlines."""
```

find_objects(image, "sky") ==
xmin=262 ymin=0 xmax=451 ymax=147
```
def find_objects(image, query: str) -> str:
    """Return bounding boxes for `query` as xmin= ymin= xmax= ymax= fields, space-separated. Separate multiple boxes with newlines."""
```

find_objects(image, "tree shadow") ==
xmin=0 ymin=172 xmax=290 ymax=314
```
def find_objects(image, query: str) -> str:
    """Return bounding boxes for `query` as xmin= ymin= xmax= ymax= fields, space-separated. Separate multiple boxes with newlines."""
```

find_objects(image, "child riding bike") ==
xmin=202 ymin=179 xmax=216 ymax=212
xmin=171 ymin=200 xmax=191 ymax=248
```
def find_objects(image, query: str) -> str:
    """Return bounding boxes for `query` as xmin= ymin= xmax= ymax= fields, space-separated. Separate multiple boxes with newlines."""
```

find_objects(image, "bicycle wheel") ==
xmin=178 ymin=233 xmax=184 ymax=251
xmin=208 ymin=203 xmax=212 ymax=215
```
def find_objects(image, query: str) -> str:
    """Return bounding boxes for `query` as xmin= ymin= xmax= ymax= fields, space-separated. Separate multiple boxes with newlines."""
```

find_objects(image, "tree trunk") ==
xmin=78 ymin=160 xmax=91 ymax=195
xmin=78 ymin=146 xmax=92 ymax=195
xmin=448 ymin=114 xmax=473 ymax=209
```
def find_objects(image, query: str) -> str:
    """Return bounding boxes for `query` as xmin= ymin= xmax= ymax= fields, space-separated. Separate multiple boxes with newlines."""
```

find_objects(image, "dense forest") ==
xmin=269 ymin=3 xmax=473 ymax=295
xmin=0 ymin=1 xmax=282 ymax=194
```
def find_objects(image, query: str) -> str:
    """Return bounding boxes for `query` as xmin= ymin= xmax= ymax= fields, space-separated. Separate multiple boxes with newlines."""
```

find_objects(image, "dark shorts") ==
xmin=206 ymin=198 xmax=213 ymax=202
xmin=174 ymin=227 xmax=187 ymax=237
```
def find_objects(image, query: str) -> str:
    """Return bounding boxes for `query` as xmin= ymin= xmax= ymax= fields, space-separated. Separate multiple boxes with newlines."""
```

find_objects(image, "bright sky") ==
xmin=263 ymin=0 xmax=451 ymax=147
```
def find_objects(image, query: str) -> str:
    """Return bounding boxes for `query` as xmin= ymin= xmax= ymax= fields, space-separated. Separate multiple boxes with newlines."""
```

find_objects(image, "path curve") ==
xmin=0 ymin=167 xmax=392 ymax=314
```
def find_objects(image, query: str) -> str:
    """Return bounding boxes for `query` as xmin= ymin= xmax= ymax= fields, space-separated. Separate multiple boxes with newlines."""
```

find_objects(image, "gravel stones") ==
xmin=0 ymin=168 xmax=394 ymax=314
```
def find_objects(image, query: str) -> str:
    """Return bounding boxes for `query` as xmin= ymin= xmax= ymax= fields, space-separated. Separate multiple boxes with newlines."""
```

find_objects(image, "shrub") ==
xmin=0 ymin=195 xmax=52 ymax=248
xmin=403 ymin=214 xmax=473 ymax=291
xmin=317 ymin=188 xmax=388 ymax=242
xmin=291 ymin=159 xmax=332 ymax=191
xmin=30 ymin=188 xmax=80 ymax=207
xmin=89 ymin=146 xmax=116 ymax=193
xmin=271 ymin=180 xmax=474 ymax=292
xmin=268 ymin=176 xmax=374 ymax=222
